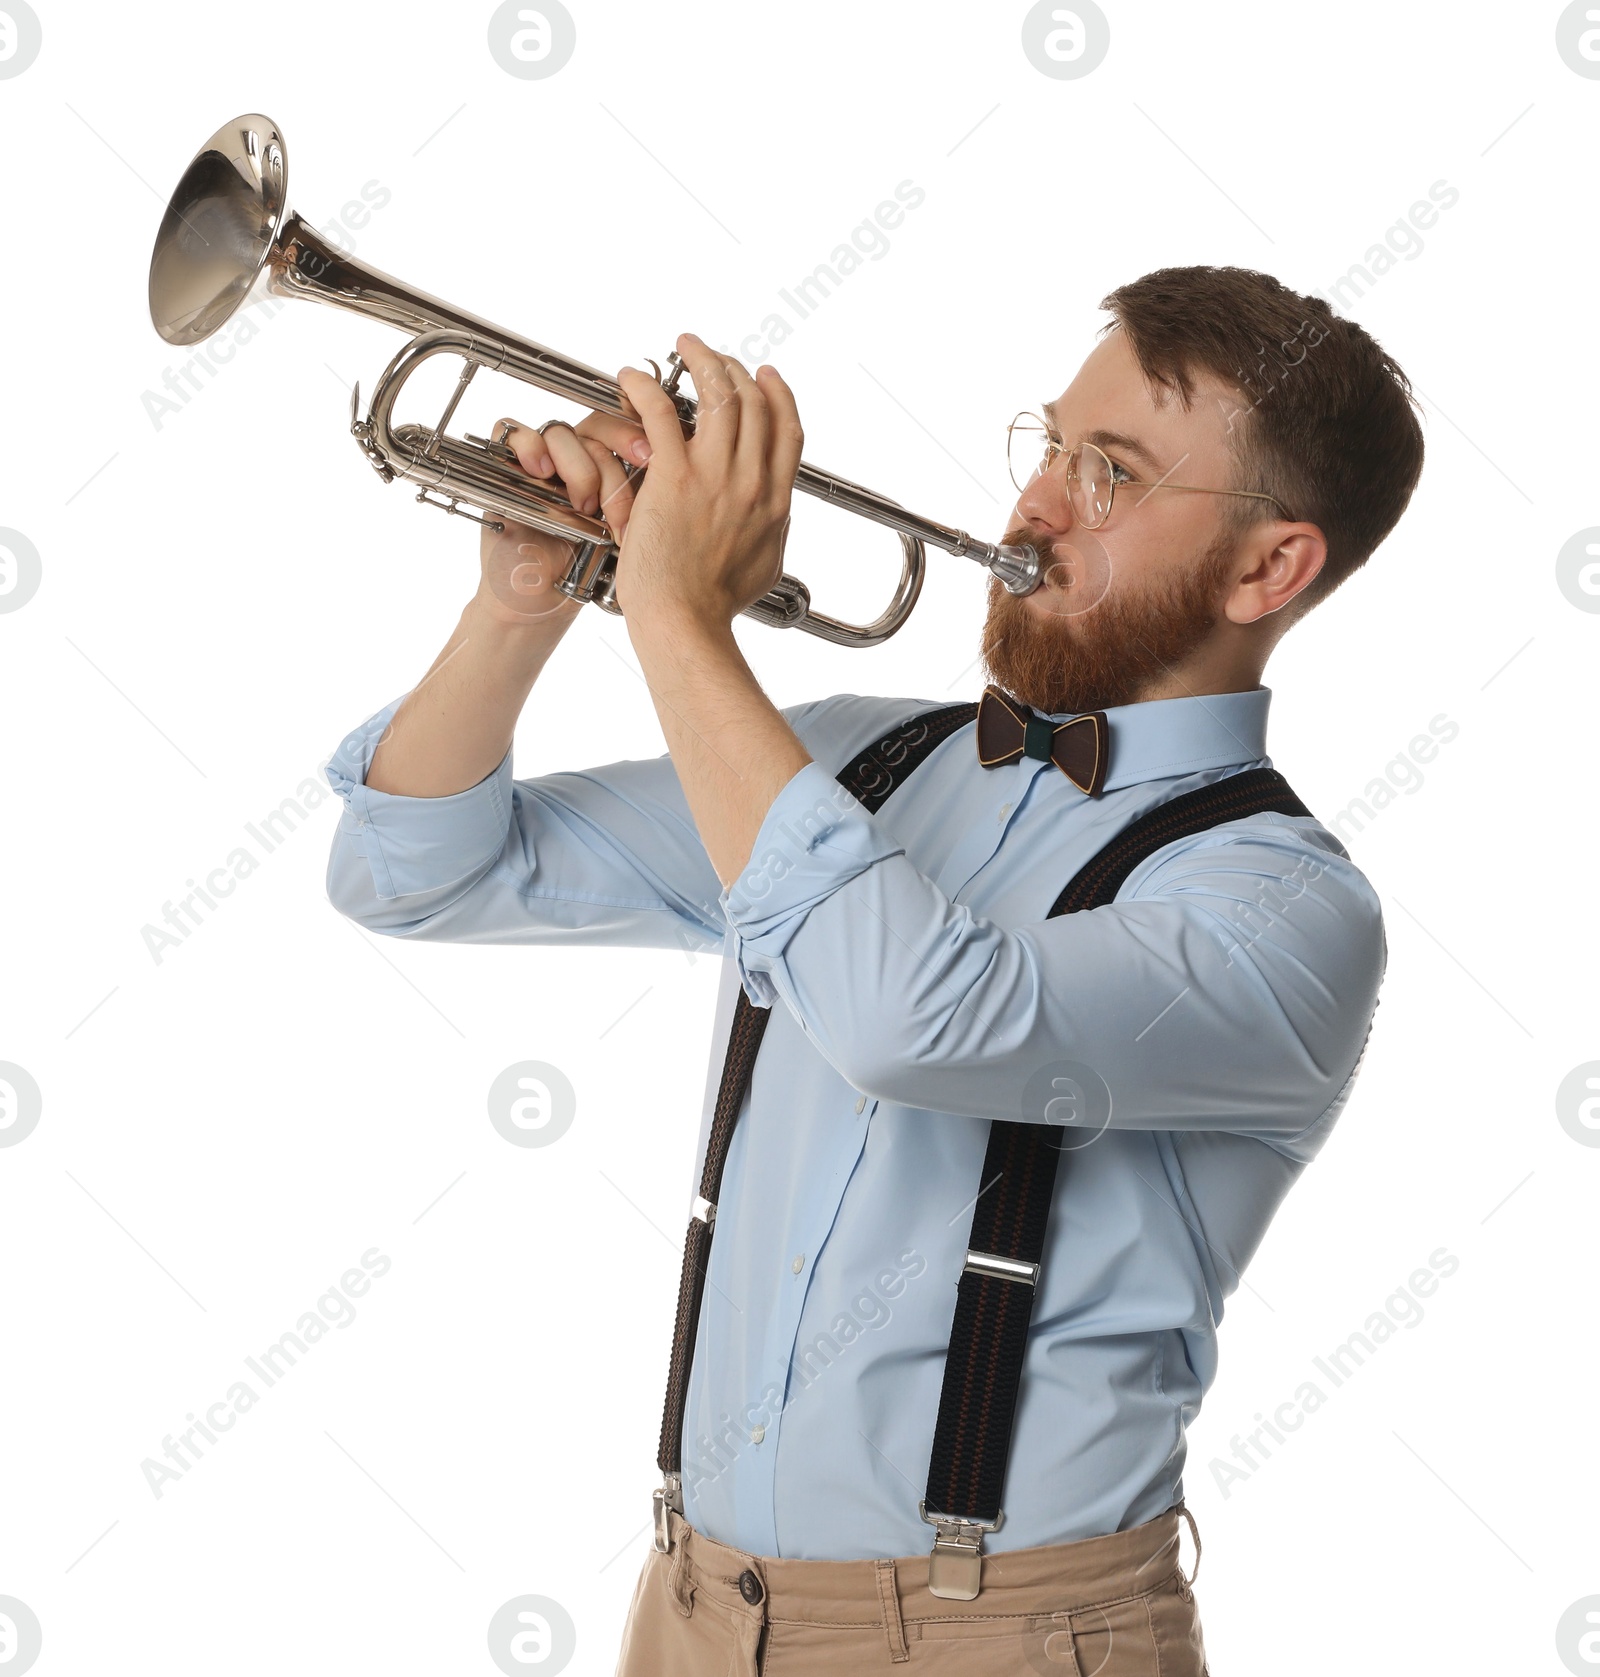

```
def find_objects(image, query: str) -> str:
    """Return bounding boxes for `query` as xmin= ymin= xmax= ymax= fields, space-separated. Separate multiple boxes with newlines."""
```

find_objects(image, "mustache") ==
xmin=1001 ymin=523 xmax=1101 ymax=565
xmin=999 ymin=524 xmax=1114 ymax=609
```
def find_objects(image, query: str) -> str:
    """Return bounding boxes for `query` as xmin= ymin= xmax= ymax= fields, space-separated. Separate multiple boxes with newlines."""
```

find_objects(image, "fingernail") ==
xmin=537 ymin=455 xmax=554 ymax=476
xmin=632 ymin=440 xmax=653 ymax=463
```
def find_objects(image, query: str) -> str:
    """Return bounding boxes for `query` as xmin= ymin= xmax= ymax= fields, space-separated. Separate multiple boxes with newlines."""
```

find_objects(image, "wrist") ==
xmin=626 ymin=599 xmax=739 ymax=657
xmin=464 ymin=589 xmax=579 ymax=656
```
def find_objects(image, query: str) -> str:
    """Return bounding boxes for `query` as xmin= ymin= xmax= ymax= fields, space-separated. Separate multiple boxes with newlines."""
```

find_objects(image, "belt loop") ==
xmin=1175 ymin=1500 xmax=1202 ymax=1588
xmin=668 ymin=1520 xmax=695 ymax=1618
xmin=1046 ymin=1615 xmax=1084 ymax=1677
xmin=874 ymin=1558 xmax=909 ymax=1663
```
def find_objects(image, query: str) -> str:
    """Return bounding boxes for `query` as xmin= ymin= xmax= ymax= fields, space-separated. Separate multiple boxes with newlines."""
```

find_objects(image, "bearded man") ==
xmin=324 ymin=264 xmax=1422 ymax=1676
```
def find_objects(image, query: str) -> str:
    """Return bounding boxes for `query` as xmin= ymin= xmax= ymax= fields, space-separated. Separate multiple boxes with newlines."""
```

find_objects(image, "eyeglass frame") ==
xmin=1006 ymin=410 xmax=1294 ymax=529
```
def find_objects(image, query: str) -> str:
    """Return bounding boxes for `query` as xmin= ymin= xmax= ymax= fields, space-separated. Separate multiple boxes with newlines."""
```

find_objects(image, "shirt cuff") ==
xmin=721 ymin=759 xmax=904 ymax=1005
xmin=323 ymin=697 xmax=512 ymax=901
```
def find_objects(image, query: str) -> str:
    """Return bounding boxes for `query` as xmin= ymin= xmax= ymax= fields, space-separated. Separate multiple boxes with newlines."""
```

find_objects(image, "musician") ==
xmin=323 ymin=265 xmax=1422 ymax=1676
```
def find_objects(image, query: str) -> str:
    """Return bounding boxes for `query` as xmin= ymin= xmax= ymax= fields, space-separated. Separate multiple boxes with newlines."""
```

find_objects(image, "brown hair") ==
xmin=1099 ymin=266 xmax=1424 ymax=614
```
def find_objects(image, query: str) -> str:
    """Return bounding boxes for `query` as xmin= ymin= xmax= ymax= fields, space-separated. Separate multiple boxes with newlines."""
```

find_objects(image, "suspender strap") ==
xmin=919 ymin=1115 xmax=1062 ymax=1596
xmin=653 ymin=701 xmax=978 ymax=1548
xmin=653 ymin=992 xmax=772 ymax=1476
xmin=920 ymin=764 xmax=1312 ymax=1597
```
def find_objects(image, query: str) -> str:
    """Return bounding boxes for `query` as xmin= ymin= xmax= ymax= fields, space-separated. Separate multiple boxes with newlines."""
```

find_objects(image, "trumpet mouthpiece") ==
xmin=990 ymin=543 xmax=1043 ymax=595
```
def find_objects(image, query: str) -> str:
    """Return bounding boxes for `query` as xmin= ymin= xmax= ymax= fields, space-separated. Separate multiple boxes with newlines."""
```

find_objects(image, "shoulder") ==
xmin=1119 ymin=782 xmax=1385 ymax=978
xmin=778 ymin=693 xmax=971 ymax=773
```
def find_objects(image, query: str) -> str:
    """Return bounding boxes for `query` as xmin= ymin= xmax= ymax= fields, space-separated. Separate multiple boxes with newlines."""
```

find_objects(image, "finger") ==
xmin=574 ymin=409 xmax=653 ymax=467
xmin=543 ymin=423 xmax=606 ymax=515
xmin=581 ymin=435 xmax=637 ymax=540
xmin=675 ymin=332 xmax=740 ymax=444
xmin=617 ymin=364 xmax=691 ymax=472
xmin=757 ymin=364 xmax=805 ymax=490
xmin=497 ymin=418 xmax=556 ymax=479
xmin=722 ymin=356 xmax=770 ymax=481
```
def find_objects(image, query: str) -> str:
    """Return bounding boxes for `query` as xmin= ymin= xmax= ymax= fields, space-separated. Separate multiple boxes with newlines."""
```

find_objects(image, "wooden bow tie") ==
xmin=975 ymin=684 xmax=1109 ymax=797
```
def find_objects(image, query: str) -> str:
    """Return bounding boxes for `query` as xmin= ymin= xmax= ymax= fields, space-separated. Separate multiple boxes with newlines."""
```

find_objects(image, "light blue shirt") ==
xmin=323 ymin=686 xmax=1384 ymax=1560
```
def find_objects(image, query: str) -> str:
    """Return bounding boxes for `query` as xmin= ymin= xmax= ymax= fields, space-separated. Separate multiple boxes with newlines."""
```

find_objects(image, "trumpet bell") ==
xmin=149 ymin=113 xmax=288 ymax=348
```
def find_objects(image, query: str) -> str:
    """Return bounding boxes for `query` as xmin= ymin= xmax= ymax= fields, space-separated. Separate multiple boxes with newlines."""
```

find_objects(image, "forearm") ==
xmin=628 ymin=612 xmax=811 ymax=886
xmin=367 ymin=596 xmax=574 ymax=798
xmin=598 ymin=334 xmax=814 ymax=878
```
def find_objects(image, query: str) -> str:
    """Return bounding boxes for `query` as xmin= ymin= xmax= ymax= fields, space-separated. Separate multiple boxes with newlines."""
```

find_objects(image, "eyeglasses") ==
xmin=1006 ymin=411 xmax=1293 ymax=529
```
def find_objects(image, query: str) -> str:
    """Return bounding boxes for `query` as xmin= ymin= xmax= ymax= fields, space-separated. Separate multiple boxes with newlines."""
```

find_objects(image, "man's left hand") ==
xmin=613 ymin=333 xmax=804 ymax=634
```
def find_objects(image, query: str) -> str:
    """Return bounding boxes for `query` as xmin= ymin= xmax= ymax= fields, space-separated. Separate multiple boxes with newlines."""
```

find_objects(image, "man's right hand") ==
xmin=475 ymin=408 xmax=653 ymax=627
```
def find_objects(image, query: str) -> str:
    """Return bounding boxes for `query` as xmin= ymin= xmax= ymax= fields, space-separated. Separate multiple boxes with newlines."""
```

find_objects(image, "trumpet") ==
xmin=148 ymin=114 xmax=1040 ymax=645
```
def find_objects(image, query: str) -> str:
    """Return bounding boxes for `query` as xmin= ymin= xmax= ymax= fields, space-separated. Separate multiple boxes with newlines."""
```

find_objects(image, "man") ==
xmin=324 ymin=265 xmax=1422 ymax=1675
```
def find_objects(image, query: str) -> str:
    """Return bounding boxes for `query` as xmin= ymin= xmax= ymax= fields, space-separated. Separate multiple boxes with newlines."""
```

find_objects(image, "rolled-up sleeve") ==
xmin=718 ymin=762 xmax=906 ymax=1000
xmin=323 ymin=694 xmax=735 ymax=953
xmin=326 ymin=698 xmax=514 ymax=902
xmin=722 ymin=762 xmax=1385 ymax=1147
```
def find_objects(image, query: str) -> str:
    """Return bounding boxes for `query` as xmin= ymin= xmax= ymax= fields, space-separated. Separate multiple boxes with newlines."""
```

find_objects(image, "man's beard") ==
xmin=979 ymin=525 xmax=1237 ymax=715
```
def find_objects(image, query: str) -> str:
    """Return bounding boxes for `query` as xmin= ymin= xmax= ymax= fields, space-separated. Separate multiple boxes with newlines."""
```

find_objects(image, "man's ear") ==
xmin=1225 ymin=524 xmax=1327 ymax=624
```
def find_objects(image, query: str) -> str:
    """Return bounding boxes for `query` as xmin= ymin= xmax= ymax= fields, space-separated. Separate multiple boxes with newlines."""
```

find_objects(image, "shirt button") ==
xmin=854 ymin=1095 xmax=867 ymax=1114
xmin=998 ymin=802 xmax=1013 ymax=824
xmin=791 ymin=1254 xmax=805 ymax=1274
xmin=738 ymin=1569 xmax=765 ymax=1605
xmin=750 ymin=1423 xmax=766 ymax=1443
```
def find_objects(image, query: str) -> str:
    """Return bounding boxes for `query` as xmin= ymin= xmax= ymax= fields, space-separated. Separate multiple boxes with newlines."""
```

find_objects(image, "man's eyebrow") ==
xmin=1040 ymin=401 xmax=1164 ymax=474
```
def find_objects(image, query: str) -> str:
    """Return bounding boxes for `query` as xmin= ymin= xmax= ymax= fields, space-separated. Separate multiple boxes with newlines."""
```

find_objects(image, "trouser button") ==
xmin=737 ymin=1569 xmax=764 ymax=1605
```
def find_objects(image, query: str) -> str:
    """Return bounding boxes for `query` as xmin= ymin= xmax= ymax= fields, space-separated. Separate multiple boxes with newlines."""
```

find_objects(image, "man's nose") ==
xmin=1014 ymin=457 xmax=1076 ymax=536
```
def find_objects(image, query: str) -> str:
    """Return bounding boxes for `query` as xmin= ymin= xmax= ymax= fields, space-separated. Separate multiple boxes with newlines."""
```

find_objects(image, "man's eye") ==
xmin=1106 ymin=457 xmax=1136 ymax=485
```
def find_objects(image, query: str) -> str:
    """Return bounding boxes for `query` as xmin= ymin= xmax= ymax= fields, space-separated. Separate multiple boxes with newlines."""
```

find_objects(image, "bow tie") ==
xmin=976 ymin=684 xmax=1109 ymax=797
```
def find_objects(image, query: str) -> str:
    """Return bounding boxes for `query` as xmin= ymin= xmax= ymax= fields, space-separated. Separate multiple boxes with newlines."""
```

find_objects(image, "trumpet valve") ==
xmin=556 ymin=540 xmax=621 ymax=613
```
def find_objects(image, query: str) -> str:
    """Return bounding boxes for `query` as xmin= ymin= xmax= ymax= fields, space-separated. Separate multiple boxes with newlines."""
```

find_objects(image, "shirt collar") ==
xmin=1033 ymin=685 xmax=1272 ymax=793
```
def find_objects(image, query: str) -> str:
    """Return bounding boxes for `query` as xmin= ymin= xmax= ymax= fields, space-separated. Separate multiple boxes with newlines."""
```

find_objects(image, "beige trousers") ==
xmin=614 ymin=1504 xmax=1208 ymax=1675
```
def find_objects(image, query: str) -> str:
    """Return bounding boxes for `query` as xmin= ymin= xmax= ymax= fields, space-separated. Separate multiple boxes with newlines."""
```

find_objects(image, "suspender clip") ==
xmin=652 ymin=1472 xmax=683 ymax=1553
xmin=963 ymin=1249 xmax=1039 ymax=1285
xmin=919 ymin=1501 xmax=1003 ymax=1600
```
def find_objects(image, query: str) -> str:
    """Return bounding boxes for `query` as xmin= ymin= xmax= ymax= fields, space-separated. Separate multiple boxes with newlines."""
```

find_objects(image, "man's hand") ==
xmin=473 ymin=519 xmax=584 ymax=628
xmin=495 ymin=405 xmax=652 ymax=543
xmin=475 ymin=406 xmax=653 ymax=625
xmin=612 ymin=333 xmax=805 ymax=633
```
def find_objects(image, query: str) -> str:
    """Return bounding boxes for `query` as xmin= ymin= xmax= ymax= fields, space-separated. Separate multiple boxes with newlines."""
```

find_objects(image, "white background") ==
xmin=1 ymin=2 xmax=1595 ymax=1673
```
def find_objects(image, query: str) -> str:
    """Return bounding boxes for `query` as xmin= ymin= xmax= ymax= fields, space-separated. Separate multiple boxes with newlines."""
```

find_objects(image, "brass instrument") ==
xmin=148 ymin=114 xmax=1040 ymax=644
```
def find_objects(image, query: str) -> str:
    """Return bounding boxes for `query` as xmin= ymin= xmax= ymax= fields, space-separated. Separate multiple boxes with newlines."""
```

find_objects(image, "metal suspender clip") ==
xmin=918 ymin=1502 xmax=1003 ymax=1600
xmin=962 ymin=1249 xmax=1039 ymax=1285
xmin=653 ymin=1472 xmax=683 ymax=1553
